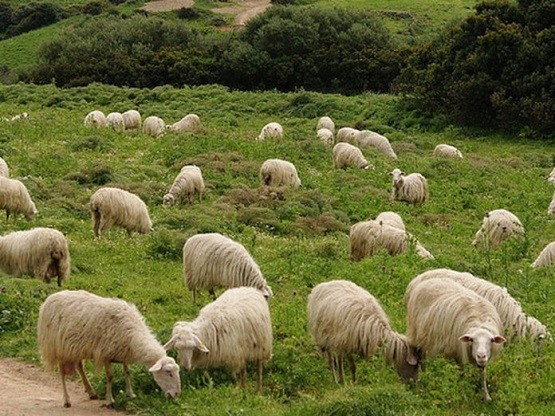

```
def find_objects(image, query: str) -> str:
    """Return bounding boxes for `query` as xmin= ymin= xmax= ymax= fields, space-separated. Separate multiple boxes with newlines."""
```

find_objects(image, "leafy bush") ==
xmin=4 ymin=2 xmax=66 ymax=38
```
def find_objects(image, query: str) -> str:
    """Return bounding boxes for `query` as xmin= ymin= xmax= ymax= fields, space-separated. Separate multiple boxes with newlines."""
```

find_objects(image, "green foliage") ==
xmin=3 ymin=2 xmax=67 ymax=39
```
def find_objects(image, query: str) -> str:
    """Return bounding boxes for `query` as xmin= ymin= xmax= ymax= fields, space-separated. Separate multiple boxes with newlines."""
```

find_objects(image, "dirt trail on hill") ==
xmin=140 ymin=0 xmax=194 ymax=12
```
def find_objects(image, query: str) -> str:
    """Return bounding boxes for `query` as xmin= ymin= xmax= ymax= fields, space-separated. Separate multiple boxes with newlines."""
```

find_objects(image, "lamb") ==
xmin=332 ymin=142 xmax=373 ymax=170
xmin=531 ymin=241 xmax=555 ymax=268
xmin=0 ymin=156 xmax=9 ymax=177
xmin=122 ymin=109 xmax=141 ymax=130
xmin=354 ymin=130 xmax=397 ymax=159
xmin=163 ymin=165 xmax=205 ymax=205
xmin=405 ymin=277 xmax=506 ymax=401
xmin=317 ymin=128 xmax=334 ymax=146
xmin=389 ymin=168 xmax=429 ymax=204
xmin=405 ymin=268 xmax=549 ymax=344
xmin=349 ymin=220 xmax=434 ymax=261
xmin=0 ymin=176 xmax=38 ymax=220
xmin=106 ymin=112 xmax=125 ymax=132
xmin=170 ymin=113 xmax=201 ymax=133
xmin=183 ymin=232 xmax=273 ymax=303
xmin=37 ymin=290 xmax=181 ymax=408
xmin=259 ymin=158 xmax=301 ymax=188
xmin=336 ymin=127 xmax=359 ymax=144
xmin=307 ymin=280 xmax=420 ymax=384
xmin=375 ymin=211 xmax=405 ymax=231
xmin=164 ymin=287 xmax=272 ymax=392
xmin=472 ymin=209 xmax=525 ymax=249
xmin=0 ymin=227 xmax=70 ymax=287
xmin=142 ymin=116 xmax=166 ymax=138
xmin=83 ymin=110 xmax=107 ymax=129
xmin=316 ymin=116 xmax=335 ymax=134
xmin=257 ymin=122 xmax=283 ymax=141
xmin=433 ymin=144 xmax=463 ymax=158
xmin=90 ymin=187 xmax=153 ymax=237
xmin=548 ymin=192 xmax=555 ymax=215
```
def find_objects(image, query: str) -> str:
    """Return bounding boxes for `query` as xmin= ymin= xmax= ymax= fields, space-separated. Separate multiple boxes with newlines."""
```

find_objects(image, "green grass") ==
xmin=0 ymin=82 xmax=554 ymax=415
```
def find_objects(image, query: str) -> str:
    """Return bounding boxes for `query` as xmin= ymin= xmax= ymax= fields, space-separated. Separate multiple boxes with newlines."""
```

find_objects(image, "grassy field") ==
xmin=0 ymin=82 xmax=554 ymax=415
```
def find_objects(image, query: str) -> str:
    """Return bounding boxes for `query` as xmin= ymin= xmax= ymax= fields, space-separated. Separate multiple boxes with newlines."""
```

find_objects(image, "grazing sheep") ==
xmin=307 ymin=280 xmax=420 ymax=384
xmin=259 ymin=158 xmax=301 ymax=188
xmin=0 ymin=176 xmax=38 ymax=220
xmin=532 ymin=241 xmax=555 ymax=268
xmin=433 ymin=144 xmax=463 ymax=158
xmin=317 ymin=128 xmax=334 ymax=146
xmin=142 ymin=116 xmax=166 ymax=138
xmin=83 ymin=110 xmax=107 ymax=129
xmin=163 ymin=165 xmax=205 ymax=205
xmin=472 ymin=209 xmax=524 ymax=249
xmin=405 ymin=278 xmax=506 ymax=402
xmin=0 ymin=156 xmax=9 ymax=177
xmin=37 ymin=290 xmax=181 ymax=408
xmin=355 ymin=130 xmax=397 ymax=159
xmin=0 ymin=227 xmax=70 ymax=287
xmin=548 ymin=192 xmax=555 ymax=215
xmin=349 ymin=220 xmax=434 ymax=261
xmin=164 ymin=287 xmax=272 ymax=392
xmin=375 ymin=211 xmax=405 ymax=231
xmin=405 ymin=268 xmax=549 ymax=344
xmin=90 ymin=187 xmax=153 ymax=237
xmin=316 ymin=116 xmax=335 ymax=134
xmin=389 ymin=168 xmax=429 ymax=204
xmin=171 ymin=113 xmax=201 ymax=133
xmin=332 ymin=142 xmax=372 ymax=170
xmin=257 ymin=122 xmax=283 ymax=141
xmin=3 ymin=112 xmax=29 ymax=122
xmin=122 ymin=109 xmax=141 ymax=130
xmin=183 ymin=233 xmax=273 ymax=303
xmin=106 ymin=112 xmax=125 ymax=132
xmin=336 ymin=127 xmax=359 ymax=144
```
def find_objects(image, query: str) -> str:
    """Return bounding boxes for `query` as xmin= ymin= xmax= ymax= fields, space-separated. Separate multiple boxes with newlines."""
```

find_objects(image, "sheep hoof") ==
xmin=64 ymin=402 xmax=71 ymax=408
xmin=89 ymin=394 xmax=98 ymax=400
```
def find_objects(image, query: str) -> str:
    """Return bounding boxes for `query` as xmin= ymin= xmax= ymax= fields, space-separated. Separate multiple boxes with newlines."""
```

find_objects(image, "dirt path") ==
xmin=140 ymin=0 xmax=194 ymax=12
xmin=213 ymin=0 xmax=271 ymax=27
xmin=0 ymin=358 xmax=123 ymax=416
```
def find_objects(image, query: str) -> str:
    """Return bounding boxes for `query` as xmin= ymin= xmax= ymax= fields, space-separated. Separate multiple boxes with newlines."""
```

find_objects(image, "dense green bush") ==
xmin=3 ymin=2 xmax=66 ymax=38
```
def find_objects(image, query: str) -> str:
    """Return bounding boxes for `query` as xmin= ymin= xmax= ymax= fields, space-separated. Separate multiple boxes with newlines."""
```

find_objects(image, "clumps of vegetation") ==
xmin=65 ymin=165 xmax=114 ymax=185
xmin=0 ymin=1 xmax=67 ymax=40
xmin=147 ymin=229 xmax=188 ymax=260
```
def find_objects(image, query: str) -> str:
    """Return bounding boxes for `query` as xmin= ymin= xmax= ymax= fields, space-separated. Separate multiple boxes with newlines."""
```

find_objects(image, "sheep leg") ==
xmin=92 ymin=211 xmax=101 ymax=237
xmin=239 ymin=366 xmax=247 ymax=389
xmin=77 ymin=361 xmax=98 ymax=399
xmin=104 ymin=362 xmax=115 ymax=407
xmin=123 ymin=363 xmax=136 ymax=398
xmin=256 ymin=360 xmax=263 ymax=393
xmin=59 ymin=363 xmax=72 ymax=408
xmin=337 ymin=353 xmax=345 ymax=385
xmin=480 ymin=366 xmax=491 ymax=402
xmin=348 ymin=355 xmax=356 ymax=383
xmin=209 ymin=288 xmax=216 ymax=301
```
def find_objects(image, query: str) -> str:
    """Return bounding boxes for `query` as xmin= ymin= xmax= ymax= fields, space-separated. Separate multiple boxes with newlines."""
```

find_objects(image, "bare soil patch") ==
xmin=140 ymin=0 xmax=194 ymax=12
xmin=213 ymin=0 xmax=271 ymax=26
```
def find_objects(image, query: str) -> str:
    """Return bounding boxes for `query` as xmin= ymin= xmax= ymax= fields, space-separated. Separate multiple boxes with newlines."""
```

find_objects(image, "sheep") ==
xmin=349 ymin=220 xmax=434 ymax=261
xmin=307 ymin=279 xmax=420 ymax=385
xmin=164 ymin=287 xmax=272 ymax=392
xmin=389 ymin=168 xmax=429 ymax=204
xmin=316 ymin=116 xmax=335 ymax=134
xmin=548 ymin=167 xmax=555 ymax=184
xmin=548 ymin=191 xmax=555 ymax=215
xmin=83 ymin=110 xmax=107 ymax=129
xmin=259 ymin=158 xmax=301 ymax=188
xmin=0 ymin=156 xmax=9 ymax=177
xmin=336 ymin=127 xmax=359 ymax=144
xmin=122 ymin=109 xmax=141 ymax=130
xmin=354 ymin=130 xmax=397 ymax=159
xmin=472 ymin=209 xmax=524 ymax=249
xmin=433 ymin=143 xmax=463 ymax=158
xmin=183 ymin=232 xmax=273 ymax=303
xmin=375 ymin=211 xmax=405 ymax=231
xmin=163 ymin=165 xmax=205 ymax=205
xmin=90 ymin=187 xmax=153 ymax=237
xmin=0 ymin=227 xmax=70 ymax=287
xmin=37 ymin=290 xmax=181 ymax=408
xmin=332 ymin=142 xmax=373 ymax=170
xmin=405 ymin=277 xmax=506 ymax=402
xmin=4 ymin=112 xmax=29 ymax=122
xmin=531 ymin=241 xmax=555 ymax=268
xmin=317 ymin=128 xmax=334 ymax=146
xmin=106 ymin=112 xmax=125 ymax=132
xmin=0 ymin=176 xmax=38 ymax=220
xmin=405 ymin=268 xmax=549 ymax=345
xmin=170 ymin=113 xmax=201 ymax=133
xmin=142 ymin=116 xmax=166 ymax=138
xmin=257 ymin=122 xmax=283 ymax=141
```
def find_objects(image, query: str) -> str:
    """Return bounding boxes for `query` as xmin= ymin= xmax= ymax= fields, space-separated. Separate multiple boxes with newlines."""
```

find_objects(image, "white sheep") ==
xmin=349 ymin=220 xmax=434 ymax=261
xmin=122 ymin=109 xmax=141 ymax=130
xmin=307 ymin=280 xmax=420 ymax=384
xmin=375 ymin=211 xmax=405 ymax=231
xmin=389 ymin=168 xmax=429 ymax=204
xmin=405 ymin=268 xmax=549 ymax=344
xmin=336 ymin=127 xmax=359 ymax=144
xmin=472 ymin=209 xmax=524 ymax=249
xmin=0 ymin=227 xmax=70 ymax=287
xmin=0 ymin=176 xmax=38 ymax=220
xmin=0 ymin=156 xmax=9 ymax=177
xmin=354 ymin=130 xmax=397 ymax=159
xmin=433 ymin=144 xmax=463 ymax=158
xmin=183 ymin=233 xmax=273 ymax=303
xmin=163 ymin=165 xmax=205 ymax=205
xmin=332 ymin=142 xmax=373 ymax=170
xmin=83 ymin=110 xmax=107 ymax=129
xmin=170 ymin=113 xmax=201 ymax=133
xmin=164 ymin=287 xmax=272 ymax=392
xmin=317 ymin=128 xmax=334 ymax=146
xmin=37 ymin=290 xmax=181 ymax=408
xmin=5 ymin=112 xmax=29 ymax=122
xmin=90 ymin=187 xmax=153 ymax=237
xmin=142 ymin=116 xmax=166 ymax=138
xmin=257 ymin=122 xmax=283 ymax=141
xmin=531 ymin=241 xmax=555 ymax=268
xmin=259 ymin=158 xmax=301 ymax=188
xmin=316 ymin=116 xmax=335 ymax=134
xmin=405 ymin=277 xmax=506 ymax=402
xmin=548 ymin=167 xmax=555 ymax=184
xmin=548 ymin=192 xmax=555 ymax=215
xmin=106 ymin=112 xmax=125 ymax=132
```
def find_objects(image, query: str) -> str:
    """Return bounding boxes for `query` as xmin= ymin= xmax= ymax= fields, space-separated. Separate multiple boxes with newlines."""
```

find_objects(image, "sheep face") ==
xmin=162 ymin=193 xmax=175 ymax=205
xmin=148 ymin=356 xmax=181 ymax=399
xmin=459 ymin=328 xmax=505 ymax=367
xmin=389 ymin=169 xmax=405 ymax=189
xmin=26 ymin=202 xmax=38 ymax=220
xmin=164 ymin=324 xmax=209 ymax=370
xmin=395 ymin=346 xmax=421 ymax=383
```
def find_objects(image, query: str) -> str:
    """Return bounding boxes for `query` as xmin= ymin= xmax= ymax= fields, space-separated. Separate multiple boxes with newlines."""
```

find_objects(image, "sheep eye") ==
xmin=168 ymin=371 xmax=173 ymax=377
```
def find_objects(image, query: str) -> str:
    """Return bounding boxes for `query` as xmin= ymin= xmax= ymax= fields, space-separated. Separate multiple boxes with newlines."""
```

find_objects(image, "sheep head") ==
xmin=149 ymin=356 xmax=181 ymax=399
xmin=389 ymin=168 xmax=405 ymax=189
xmin=164 ymin=322 xmax=209 ymax=370
xmin=459 ymin=328 xmax=505 ymax=367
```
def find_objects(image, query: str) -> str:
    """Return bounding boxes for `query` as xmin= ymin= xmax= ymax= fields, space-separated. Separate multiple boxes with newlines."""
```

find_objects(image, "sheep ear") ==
xmin=459 ymin=334 xmax=473 ymax=343
xmin=388 ymin=171 xmax=393 ymax=176
xmin=406 ymin=353 xmax=418 ymax=366
xmin=149 ymin=362 xmax=162 ymax=372
xmin=163 ymin=335 xmax=177 ymax=351
xmin=492 ymin=336 xmax=506 ymax=344
xmin=192 ymin=334 xmax=209 ymax=353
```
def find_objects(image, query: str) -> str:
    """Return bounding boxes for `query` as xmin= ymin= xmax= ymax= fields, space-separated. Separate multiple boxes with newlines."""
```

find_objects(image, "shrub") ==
xmin=4 ymin=2 xmax=66 ymax=38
